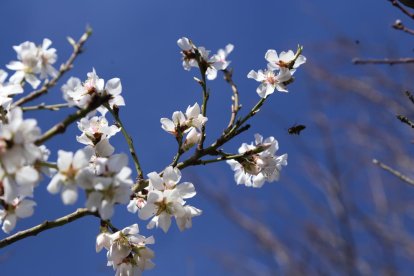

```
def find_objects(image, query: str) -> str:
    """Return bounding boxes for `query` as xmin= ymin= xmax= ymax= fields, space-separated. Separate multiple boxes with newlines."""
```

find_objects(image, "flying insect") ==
xmin=288 ymin=124 xmax=306 ymax=135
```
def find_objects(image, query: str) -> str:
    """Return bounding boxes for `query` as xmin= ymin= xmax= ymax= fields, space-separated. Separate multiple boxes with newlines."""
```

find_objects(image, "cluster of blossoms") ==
xmin=248 ymin=48 xmax=306 ymax=98
xmin=6 ymin=39 xmax=58 ymax=89
xmin=227 ymin=134 xmax=288 ymax=188
xmin=96 ymin=224 xmax=155 ymax=275
xmin=0 ymin=32 xmax=306 ymax=276
xmin=62 ymin=68 xmax=124 ymax=110
xmin=160 ymin=103 xmax=207 ymax=151
xmin=0 ymin=38 xmax=60 ymax=233
xmin=48 ymin=69 xmax=132 ymax=220
xmin=128 ymin=166 xmax=201 ymax=233
xmin=0 ymin=108 xmax=47 ymax=233
xmin=177 ymin=37 xmax=233 ymax=80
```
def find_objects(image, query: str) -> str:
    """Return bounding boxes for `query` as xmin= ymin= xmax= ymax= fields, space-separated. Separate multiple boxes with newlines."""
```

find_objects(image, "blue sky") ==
xmin=0 ymin=0 xmax=411 ymax=275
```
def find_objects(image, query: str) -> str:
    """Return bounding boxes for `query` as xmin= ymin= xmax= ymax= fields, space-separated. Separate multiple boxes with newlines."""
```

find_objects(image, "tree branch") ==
xmin=353 ymin=57 xmax=414 ymax=65
xmin=0 ymin=208 xmax=99 ymax=249
xmin=373 ymin=158 xmax=414 ymax=186
xmin=35 ymin=94 xmax=110 ymax=145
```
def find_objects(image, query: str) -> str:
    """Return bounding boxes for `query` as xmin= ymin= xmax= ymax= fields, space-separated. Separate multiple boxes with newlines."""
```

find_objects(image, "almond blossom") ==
xmin=0 ymin=197 xmax=36 ymax=233
xmin=247 ymin=68 xmax=291 ymax=97
xmin=161 ymin=102 xmax=207 ymax=150
xmin=77 ymin=115 xmax=120 ymax=157
xmin=38 ymin=38 xmax=58 ymax=79
xmin=0 ymin=107 xmax=42 ymax=174
xmin=206 ymin=43 xmax=234 ymax=80
xmin=136 ymin=166 xmax=201 ymax=232
xmin=265 ymin=48 xmax=306 ymax=73
xmin=177 ymin=37 xmax=234 ymax=80
xmin=80 ymin=154 xmax=133 ymax=220
xmin=227 ymin=134 xmax=288 ymax=188
xmin=6 ymin=39 xmax=58 ymax=89
xmin=96 ymin=224 xmax=155 ymax=276
xmin=66 ymin=69 xmax=124 ymax=111
xmin=47 ymin=148 xmax=93 ymax=205
xmin=0 ymin=69 xmax=23 ymax=110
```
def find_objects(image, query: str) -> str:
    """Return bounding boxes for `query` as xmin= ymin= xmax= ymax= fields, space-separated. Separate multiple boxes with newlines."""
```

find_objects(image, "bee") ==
xmin=288 ymin=124 xmax=306 ymax=135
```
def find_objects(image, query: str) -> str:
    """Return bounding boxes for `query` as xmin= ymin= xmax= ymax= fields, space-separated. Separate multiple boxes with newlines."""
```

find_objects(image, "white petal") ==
xmin=15 ymin=200 xmax=36 ymax=218
xmin=47 ymin=174 xmax=63 ymax=194
xmin=95 ymin=139 xmax=115 ymax=157
xmin=61 ymin=186 xmax=78 ymax=205
xmin=147 ymin=172 xmax=164 ymax=191
xmin=57 ymin=150 xmax=73 ymax=171
xmin=162 ymin=166 xmax=181 ymax=186
xmin=176 ymin=182 xmax=196 ymax=199
xmin=2 ymin=214 xmax=16 ymax=234
xmin=158 ymin=212 xmax=172 ymax=233
xmin=105 ymin=78 xmax=122 ymax=96
xmin=15 ymin=166 xmax=39 ymax=186
xmin=99 ymin=200 xmax=114 ymax=220
xmin=108 ymin=154 xmax=128 ymax=173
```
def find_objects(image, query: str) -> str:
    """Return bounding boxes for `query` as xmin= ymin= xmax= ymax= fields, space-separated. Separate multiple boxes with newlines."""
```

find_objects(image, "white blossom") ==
xmin=47 ymin=149 xmax=92 ymax=205
xmin=177 ymin=37 xmax=198 ymax=70
xmin=160 ymin=103 xmax=207 ymax=150
xmin=77 ymin=115 xmax=120 ymax=157
xmin=6 ymin=39 xmax=58 ymax=89
xmin=97 ymin=224 xmax=155 ymax=275
xmin=83 ymin=154 xmax=133 ymax=220
xmin=77 ymin=115 xmax=119 ymax=145
xmin=38 ymin=38 xmax=58 ymax=79
xmin=206 ymin=44 xmax=234 ymax=80
xmin=67 ymin=69 xmax=124 ymax=111
xmin=0 ymin=107 xmax=42 ymax=174
xmin=247 ymin=68 xmax=292 ymax=97
xmin=137 ymin=166 xmax=200 ymax=232
xmin=0 ymin=197 xmax=36 ymax=233
xmin=61 ymin=77 xmax=82 ymax=106
xmin=265 ymin=49 xmax=306 ymax=73
xmin=177 ymin=37 xmax=234 ymax=80
xmin=227 ymin=134 xmax=288 ymax=188
xmin=0 ymin=70 xmax=23 ymax=110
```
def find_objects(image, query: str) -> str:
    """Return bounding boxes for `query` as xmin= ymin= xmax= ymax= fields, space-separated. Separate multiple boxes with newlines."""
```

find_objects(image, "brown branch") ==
xmin=0 ymin=208 xmax=99 ymax=249
xmin=13 ymin=28 xmax=92 ymax=107
xmin=393 ymin=19 xmax=414 ymax=35
xmin=373 ymin=158 xmax=414 ymax=186
xmin=35 ymin=94 xmax=110 ymax=145
xmin=223 ymin=69 xmax=241 ymax=129
xmin=389 ymin=0 xmax=414 ymax=20
xmin=397 ymin=115 xmax=414 ymax=128
xmin=353 ymin=57 xmax=414 ymax=65
xmin=22 ymin=103 xmax=71 ymax=112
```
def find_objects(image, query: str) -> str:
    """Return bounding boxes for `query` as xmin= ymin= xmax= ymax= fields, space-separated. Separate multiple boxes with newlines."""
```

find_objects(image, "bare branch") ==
xmin=353 ymin=57 xmax=414 ymax=65
xmin=0 ymin=208 xmax=99 ymax=249
xmin=373 ymin=158 xmax=414 ymax=186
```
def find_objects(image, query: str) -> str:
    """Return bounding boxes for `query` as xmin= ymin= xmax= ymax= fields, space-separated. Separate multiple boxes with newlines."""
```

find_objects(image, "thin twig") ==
xmin=405 ymin=90 xmax=414 ymax=105
xmin=196 ymin=58 xmax=209 ymax=151
xmin=353 ymin=58 xmax=414 ymax=65
xmin=389 ymin=0 xmax=414 ymax=20
xmin=397 ymin=115 xmax=414 ymax=128
xmin=35 ymin=94 xmax=110 ymax=145
xmin=393 ymin=19 xmax=414 ymax=36
xmin=13 ymin=28 xmax=92 ymax=107
xmin=223 ymin=69 xmax=241 ymax=129
xmin=373 ymin=158 xmax=414 ymax=186
xmin=105 ymin=104 xmax=144 ymax=180
xmin=170 ymin=135 xmax=184 ymax=168
xmin=37 ymin=161 xmax=58 ymax=170
xmin=22 ymin=103 xmax=70 ymax=112
xmin=0 ymin=208 xmax=99 ymax=249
